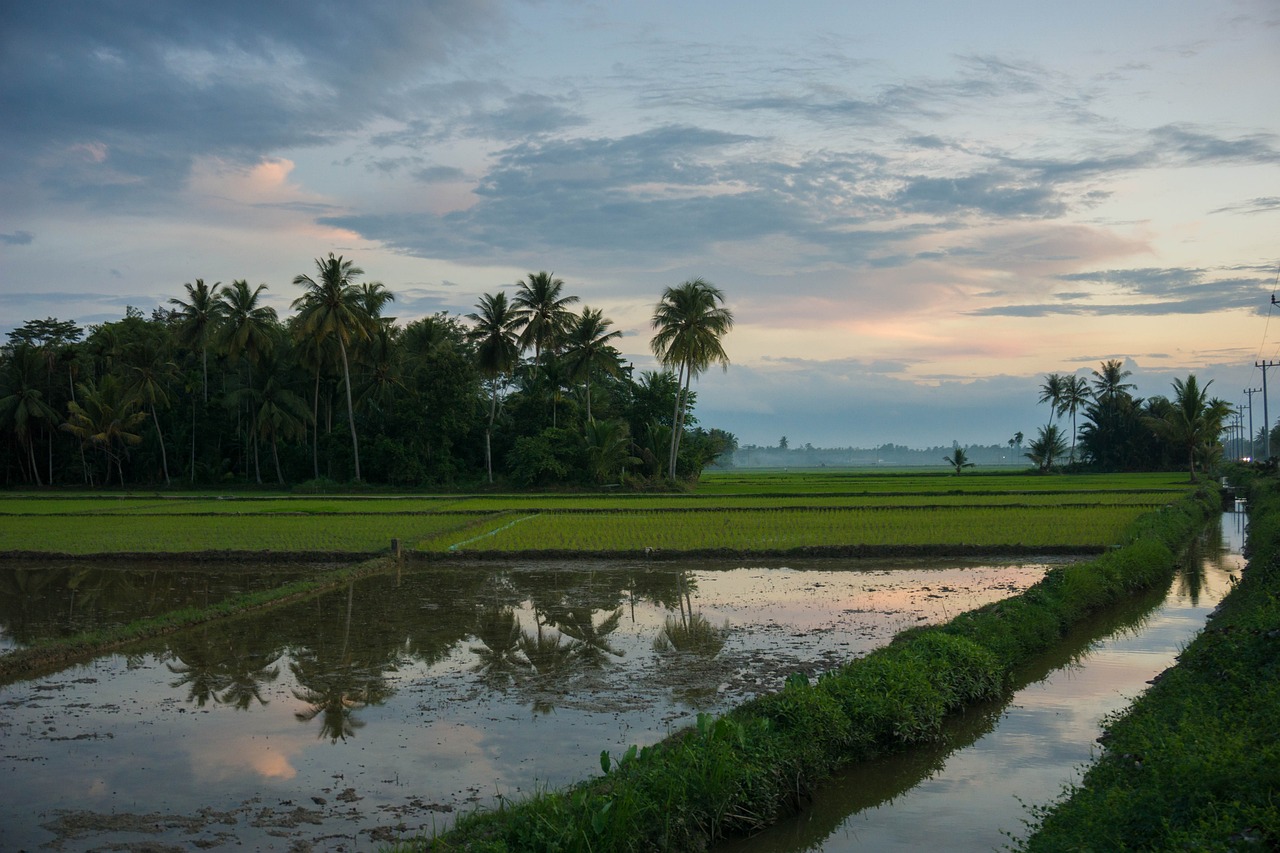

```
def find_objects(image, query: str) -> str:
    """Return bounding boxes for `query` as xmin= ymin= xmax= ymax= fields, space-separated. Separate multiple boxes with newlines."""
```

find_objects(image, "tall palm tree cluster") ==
xmin=0 ymin=262 xmax=736 ymax=488
xmin=1029 ymin=360 xmax=1232 ymax=480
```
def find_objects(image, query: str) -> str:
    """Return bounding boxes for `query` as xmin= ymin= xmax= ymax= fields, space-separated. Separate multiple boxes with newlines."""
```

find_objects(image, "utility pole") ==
xmin=1245 ymin=387 xmax=1262 ymax=460
xmin=1257 ymin=362 xmax=1280 ymax=459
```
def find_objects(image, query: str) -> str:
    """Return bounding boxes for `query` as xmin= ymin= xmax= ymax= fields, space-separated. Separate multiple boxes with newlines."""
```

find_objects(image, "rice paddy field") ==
xmin=0 ymin=471 xmax=1193 ymax=556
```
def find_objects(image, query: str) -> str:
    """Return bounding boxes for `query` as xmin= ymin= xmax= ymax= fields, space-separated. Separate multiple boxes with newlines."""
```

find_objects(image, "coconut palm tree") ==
xmin=292 ymin=254 xmax=377 ymax=482
xmin=125 ymin=342 xmax=179 ymax=486
xmin=62 ymin=375 xmax=147 ymax=486
xmin=1025 ymin=423 xmax=1068 ymax=472
xmin=219 ymin=280 xmax=278 ymax=484
xmin=512 ymin=272 xmax=578 ymax=377
xmin=0 ymin=346 xmax=60 ymax=486
xmin=1037 ymin=373 xmax=1065 ymax=431
xmin=943 ymin=446 xmax=974 ymax=474
xmin=466 ymin=292 xmax=523 ymax=482
xmin=1092 ymin=359 xmax=1136 ymax=402
xmin=168 ymin=279 xmax=224 ymax=403
xmin=650 ymin=278 xmax=734 ymax=479
xmin=1146 ymin=374 xmax=1232 ymax=482
xmin=562 ymin=307 xmax=623 ymax=423
xmin=583 ymin=418 xmax=640 ymax=484
xmin=1057 ymin=374 xmax=1091 ymax=463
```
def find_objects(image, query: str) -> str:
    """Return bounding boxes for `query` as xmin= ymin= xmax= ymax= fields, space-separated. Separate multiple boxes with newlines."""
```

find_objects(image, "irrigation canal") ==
xmin=717 ymin=510 xmax=1246 ymax=853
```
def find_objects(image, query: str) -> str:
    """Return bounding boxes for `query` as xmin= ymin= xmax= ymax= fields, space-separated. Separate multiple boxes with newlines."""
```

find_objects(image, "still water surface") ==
xmin=718 ymin=511 xmax=1245 ymax=852
xmin=0 ymin=556 xmax=1052 ymax=851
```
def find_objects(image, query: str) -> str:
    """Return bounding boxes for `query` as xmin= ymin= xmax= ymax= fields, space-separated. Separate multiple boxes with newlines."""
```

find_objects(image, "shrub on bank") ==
xmin=414 ymin=487 xmax=1218 ymax=852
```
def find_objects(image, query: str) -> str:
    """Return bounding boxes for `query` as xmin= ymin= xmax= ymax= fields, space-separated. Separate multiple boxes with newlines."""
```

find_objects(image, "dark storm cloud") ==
xmin=0 ymin=0 xmax=504 ymax=202
xmin=970 ymin=267 xmax=1271 ymax=316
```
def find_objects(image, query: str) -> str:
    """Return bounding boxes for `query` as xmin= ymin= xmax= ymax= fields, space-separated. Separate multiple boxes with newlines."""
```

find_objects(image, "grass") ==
xmin=426 ymin=506 xmax=1147 ymax=553
xmin=0 ymin=471 xmax=1191 ymax=556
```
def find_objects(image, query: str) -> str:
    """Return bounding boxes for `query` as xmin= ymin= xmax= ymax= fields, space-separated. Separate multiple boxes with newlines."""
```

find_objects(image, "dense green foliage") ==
xmin=1041 ymin=359 xmax=1233 ymax=477
xmin=1019 ymin=473 xmax=1280 ymax=851
xmin=0 ymin=271 xmax=736 ymax=490
xmin=399 ymin=487 xmax=1218 ymax=852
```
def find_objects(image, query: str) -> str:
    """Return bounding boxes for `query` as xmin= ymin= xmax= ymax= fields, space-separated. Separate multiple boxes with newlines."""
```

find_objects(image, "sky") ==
xmin=2 ymin=0 xmax=1278 ymax=449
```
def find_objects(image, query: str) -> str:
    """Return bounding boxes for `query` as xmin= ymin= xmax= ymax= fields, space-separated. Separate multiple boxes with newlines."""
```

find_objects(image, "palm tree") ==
xmin=1057 ymin=374 xmax=1091 ymax=463
xmin=512 ymin=272 xmax=578 ymax=377
xmin=1037 ymin=373 xmax=1065 ymax=431
xmin=0 ymin=346 xmax=60 ymax=485
xmin=292 ymin=254 xmax=379 ymax=482
xmin=1092 ymin=359 xmax=1136 ymax=402
xmin=466 ymin=292 xmax=522 ymax=482
xmin=650 ymin=278 xmax=734 ymax=479
xmin=168 ymin=279 xmax=224 ymax=403
xmin=219 ymin=280 xmax=278 ymax=483
xmin=62 ymin=375 xmax=147 ymax=486
xmin=1146 ymin=374 xmax=1231 ymax=482
xmin=943 ymin=446 xmax=974 ymax=474
xmin=562 ymin=307 xmax=623 ymax=423
xmin=1025 ymin=424 xmax=1068 ymax=473
xmin=125 ymin=343 xmax=179 ymax=486
xmin=583 ymin=418 xmax=640 ymax=483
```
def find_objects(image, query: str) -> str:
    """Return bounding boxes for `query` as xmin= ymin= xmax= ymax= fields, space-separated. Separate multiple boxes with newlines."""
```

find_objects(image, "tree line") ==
xmin=1029 ymin=360 xmax=1232 ymax=480
xmin=0 ymin=257 xmax=737 ymax=489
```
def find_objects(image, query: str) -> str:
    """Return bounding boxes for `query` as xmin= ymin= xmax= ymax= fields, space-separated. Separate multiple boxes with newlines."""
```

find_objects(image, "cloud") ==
xmin=1210 ymin=196 xmax=1280 ymax=215
xmin=0 ymin=230 xmax=34 ymax=245
xmin=0 ymin=1 xmax=507 ymax=204
xmin=969 ymin=266 xmax=1271 ymax=317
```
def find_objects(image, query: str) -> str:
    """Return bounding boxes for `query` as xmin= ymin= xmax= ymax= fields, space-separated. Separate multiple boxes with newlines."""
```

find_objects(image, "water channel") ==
xmin=718 ymin=510 xmax=1246 ymax=852
xmin=0 ymin=514 xmax=1241 ymax=852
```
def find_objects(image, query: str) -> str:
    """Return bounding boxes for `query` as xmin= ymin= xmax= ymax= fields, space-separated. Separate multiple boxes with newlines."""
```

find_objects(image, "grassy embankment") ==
xmin=1019 ymin=472 xmax=1280 ymax=851
xmin=387 ymin=480 xmax=1218 ymax=852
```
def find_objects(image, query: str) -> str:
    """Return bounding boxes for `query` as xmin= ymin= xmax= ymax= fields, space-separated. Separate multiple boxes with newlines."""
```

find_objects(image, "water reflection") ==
xmin=0 ymin=557 xmax=1054 ymax=852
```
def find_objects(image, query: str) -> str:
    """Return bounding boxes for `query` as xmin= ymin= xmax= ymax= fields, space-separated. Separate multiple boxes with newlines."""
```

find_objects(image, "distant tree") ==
xmin=293 ymin=254 xmax=381 ymax=482
xmin=778 ymin=435 xmax=789 ymax=450
xmin=1025 ymin=424 xmax=1068 ymax=472
xmin=512 ymin=272 xmax=578 ymax=378
xmin=62 ymin=375 xmax=147 ymax=486
xmin=1092 ymin=359 xmax=1136 ymax=402
xmin=651 ymin=278 xmax=734 ymax=480
xmin=943 ymin=447 xmax=975 ymax=474
xmin=168 ymin=279 xmax=224 ymax=403
xmin=1038 ymin=373 xmax=1065 ymax=431
xmin=562 ymin=307 xmax=623 ymax=424
xmin=1057 ymin=374 xmax=1091 ymax=463
xmin=0 ymin=346 xmax=60 ymax=485
xmin=467 ymin=292 xmax=523 ymax=483
xmin=1145 ymin=374 xmax=1232 ymax=482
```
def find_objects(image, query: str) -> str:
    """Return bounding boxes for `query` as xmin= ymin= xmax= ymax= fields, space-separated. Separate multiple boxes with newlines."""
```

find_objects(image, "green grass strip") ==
xmin=402 ymin=487 xmax=1218 ymax=852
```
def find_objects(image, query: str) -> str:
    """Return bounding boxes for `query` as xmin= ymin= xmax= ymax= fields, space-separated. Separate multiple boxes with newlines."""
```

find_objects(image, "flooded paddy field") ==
xmin=0 ymin=556 xmax=1058 ymax=851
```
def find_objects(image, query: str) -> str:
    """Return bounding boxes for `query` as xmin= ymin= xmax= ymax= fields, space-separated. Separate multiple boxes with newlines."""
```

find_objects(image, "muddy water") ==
xmin=718 ymin=512 xmax=1246 ymax=853
xmin=0 ymin=556 xmax=1055 ymax=851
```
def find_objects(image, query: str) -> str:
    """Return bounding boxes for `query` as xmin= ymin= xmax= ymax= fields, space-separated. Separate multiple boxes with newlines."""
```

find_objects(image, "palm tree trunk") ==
xmin=152 ymin=408 xmax=170 ymax=486
xmin=668 ymin=362 xmax=688 ymax=479
xmin=190 ymin=397 xmax=197 ymax=484
xmin=485 ymin=384 xmax=497 ymax=483
xmin=311 ymin=366 xmax=321 ymax=481
xmin=28 ymin=440 xmax=43 ymax=487
xmin=273 ymin=435 xmax=284 ymax=485
xmin=338 ymin=340 xmax=361 ymax=482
